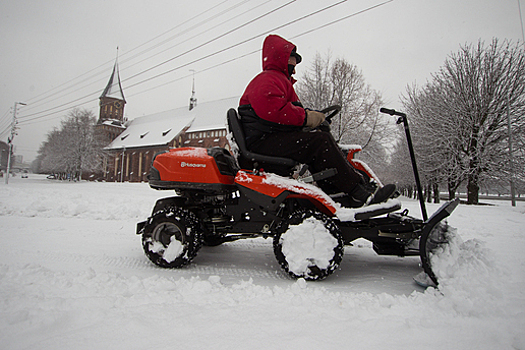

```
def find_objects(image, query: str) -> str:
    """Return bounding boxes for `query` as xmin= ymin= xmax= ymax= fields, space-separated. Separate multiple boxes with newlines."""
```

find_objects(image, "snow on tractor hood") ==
xmin=234 ymin=170 xmax=401 ymax=221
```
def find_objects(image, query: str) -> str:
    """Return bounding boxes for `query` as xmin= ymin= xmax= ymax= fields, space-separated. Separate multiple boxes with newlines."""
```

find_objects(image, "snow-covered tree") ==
xmin=36 ymin=109 xmax=105 ymax=180
xmin=402 ymin=39 xmax=525 ymax=204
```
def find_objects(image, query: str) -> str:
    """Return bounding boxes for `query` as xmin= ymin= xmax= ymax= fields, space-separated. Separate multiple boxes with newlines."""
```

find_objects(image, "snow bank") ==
xmin=0 ymin=176 xmax=163 ymax=220
xmin=429 ymin=228 xmax=508 ymax=317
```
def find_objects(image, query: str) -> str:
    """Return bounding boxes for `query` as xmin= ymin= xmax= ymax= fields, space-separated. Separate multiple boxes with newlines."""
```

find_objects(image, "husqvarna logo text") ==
xmin=181 ymin=162 xmax=206 ymax=168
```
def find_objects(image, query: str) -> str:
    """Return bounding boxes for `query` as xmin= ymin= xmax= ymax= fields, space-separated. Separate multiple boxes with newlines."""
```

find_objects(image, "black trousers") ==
xmin=249 ymin=130 xmax=363 ymax=194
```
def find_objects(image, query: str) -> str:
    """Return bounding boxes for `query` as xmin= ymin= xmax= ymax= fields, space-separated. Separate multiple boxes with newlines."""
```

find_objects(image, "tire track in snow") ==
xmin=0 ymin=240 xmax=289 ymax=281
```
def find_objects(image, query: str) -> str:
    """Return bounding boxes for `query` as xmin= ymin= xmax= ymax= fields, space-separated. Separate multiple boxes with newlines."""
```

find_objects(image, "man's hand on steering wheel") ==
xmin=305 ymin=110 xmax=325 ymax=128
xmin=304 ymin=105 xmax=341 ymax=132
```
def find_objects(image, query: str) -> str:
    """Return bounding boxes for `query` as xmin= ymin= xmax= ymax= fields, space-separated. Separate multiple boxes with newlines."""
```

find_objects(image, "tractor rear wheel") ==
xmin=142 ymin=207 xmax=202 ymax=268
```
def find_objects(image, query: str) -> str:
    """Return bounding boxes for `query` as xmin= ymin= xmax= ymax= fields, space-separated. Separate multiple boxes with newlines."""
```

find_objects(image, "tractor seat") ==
xmin=227 ymin=108 xmax=298 ymax=176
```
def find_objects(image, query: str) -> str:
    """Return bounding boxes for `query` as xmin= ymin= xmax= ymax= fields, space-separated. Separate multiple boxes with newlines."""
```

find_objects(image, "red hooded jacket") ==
xmin=239 ymin=35 xmax=306 ymax=127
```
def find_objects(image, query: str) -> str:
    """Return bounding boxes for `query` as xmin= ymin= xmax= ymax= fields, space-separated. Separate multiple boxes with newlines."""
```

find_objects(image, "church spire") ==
xmin=101 ymin=50 xmax=126 ymax=102
xmin=99 ymin=49 xmax=126 ymax=123
xmin=189 ymin=69 xmax=197 ymax=111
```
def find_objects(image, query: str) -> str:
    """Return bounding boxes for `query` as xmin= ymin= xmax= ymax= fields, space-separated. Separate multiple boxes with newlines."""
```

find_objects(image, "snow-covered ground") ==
xmin=1 ymin=175 xmax=524 ymax=349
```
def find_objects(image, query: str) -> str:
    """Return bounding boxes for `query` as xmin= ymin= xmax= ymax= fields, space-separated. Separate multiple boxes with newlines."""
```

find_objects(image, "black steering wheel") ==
xmin=303 ymin=105 xmax=341 ymax=132
xmin=319 ymin=105 xmax=341 ymax=123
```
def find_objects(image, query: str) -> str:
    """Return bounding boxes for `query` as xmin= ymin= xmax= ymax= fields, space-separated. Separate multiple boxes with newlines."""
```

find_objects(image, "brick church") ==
xmin=96 ymin=59 xmax=233 ymax=182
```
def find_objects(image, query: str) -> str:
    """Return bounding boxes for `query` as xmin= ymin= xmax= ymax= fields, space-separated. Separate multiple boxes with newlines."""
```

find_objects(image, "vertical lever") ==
xmin=380 ymin=108 xmax=428 ymax=221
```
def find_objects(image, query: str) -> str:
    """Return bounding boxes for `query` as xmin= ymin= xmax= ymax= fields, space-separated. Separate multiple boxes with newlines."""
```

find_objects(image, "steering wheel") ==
xmin=303 ymin=105 xmax=341 ymax=132
xmin=319 ymin=105 xmax=341 ymax=124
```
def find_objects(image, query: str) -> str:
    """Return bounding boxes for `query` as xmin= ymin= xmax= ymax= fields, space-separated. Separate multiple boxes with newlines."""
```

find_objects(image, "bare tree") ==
xmin=296 ymin=52 xmax=396 ymax=181
xmin=297 ymin=52 xmax=333 ymax=109
xmin=403 ymin=82 xmax=467 ymax=199
xmin=402 ymin=39 xmax=525 ymax=204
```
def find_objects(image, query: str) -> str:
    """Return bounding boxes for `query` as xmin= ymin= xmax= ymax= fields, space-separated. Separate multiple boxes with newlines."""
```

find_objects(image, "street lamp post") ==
xmin=120 ymin=146 xmax=126 ymax=183
xmin=5 ymin=102 xmax=26 ymax=184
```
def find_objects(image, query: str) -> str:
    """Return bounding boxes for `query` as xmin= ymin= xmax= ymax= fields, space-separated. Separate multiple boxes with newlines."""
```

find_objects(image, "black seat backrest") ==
xmin=227 ymin=108 xmax=297 ymax=174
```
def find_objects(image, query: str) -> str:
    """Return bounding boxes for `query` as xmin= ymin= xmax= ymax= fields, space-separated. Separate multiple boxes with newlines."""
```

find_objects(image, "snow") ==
xmin=259 ymin=171 xmax=337 ymax=212
xmin=335 ymin=198 xmax=401 ymax=221
xmin=149 ymin=236 xmax=184 ymax=263
xmin=280 ymin=217 xmax=338 ymax=277
xmin=173 ymin=146 xmax=209 ymax=158
xmin=262 ymin=170 xmax=334 ymax=200
xmin=163 ymin=236 xmax=184 ymax=263
xmin=1 ymin=175 xmax=525 ymax=349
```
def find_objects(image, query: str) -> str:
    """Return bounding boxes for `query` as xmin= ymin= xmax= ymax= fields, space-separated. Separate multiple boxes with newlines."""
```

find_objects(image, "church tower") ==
xmin=99 ymin=57 xmax=126 ymax=123
xmin=96 ymin=54 xmax=126 ymax=145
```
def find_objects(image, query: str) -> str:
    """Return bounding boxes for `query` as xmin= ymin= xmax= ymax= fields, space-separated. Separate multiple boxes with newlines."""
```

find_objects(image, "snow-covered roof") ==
xmin=185 ymin=97 xmax=237 ymax=133
xmin=106 ymin=112 xmax=193 ymax=150
xmin=101 ymin=119 xmax=126 ymax=128
xmin=106 ymin=97 xmax=238 ymax=150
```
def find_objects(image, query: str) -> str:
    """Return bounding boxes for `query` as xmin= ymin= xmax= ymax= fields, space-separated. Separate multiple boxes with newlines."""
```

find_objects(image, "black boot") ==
xmin=345 ymin=183 xmax=397 ymax=208
xmin=346 ymin=184 xmax=374 ymax=208
xmin=369 ymin=184 xmax=397 ymax=205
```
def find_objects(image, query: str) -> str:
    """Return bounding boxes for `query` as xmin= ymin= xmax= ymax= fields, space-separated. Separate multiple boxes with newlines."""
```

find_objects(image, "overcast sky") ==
xmin=1 ymin=0 xmax=523 ymax=162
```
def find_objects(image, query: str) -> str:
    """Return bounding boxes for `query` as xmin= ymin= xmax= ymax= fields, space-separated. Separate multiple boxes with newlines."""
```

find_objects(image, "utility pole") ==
xmin=5 ymin=102 xmax=26 ymax=184
xmin=508 ymin=94 xmax=516 ymax=206
xmin=518 ymin=0 xmax=525 ymax=45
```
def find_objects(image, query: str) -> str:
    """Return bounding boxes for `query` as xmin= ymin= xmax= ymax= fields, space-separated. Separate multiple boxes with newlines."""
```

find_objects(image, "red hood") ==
xmin=262 ymin=34 xmax=296 ymax=76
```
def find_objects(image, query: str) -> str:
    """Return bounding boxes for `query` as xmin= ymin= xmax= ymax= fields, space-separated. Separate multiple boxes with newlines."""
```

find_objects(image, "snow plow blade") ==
xmin=419 ymin=198 xmax=460 ymax=286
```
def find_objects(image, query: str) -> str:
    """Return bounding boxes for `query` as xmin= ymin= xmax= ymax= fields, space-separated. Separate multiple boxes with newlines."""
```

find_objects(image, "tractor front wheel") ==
xmin=273 ymin=209 xmax=344 ymax=281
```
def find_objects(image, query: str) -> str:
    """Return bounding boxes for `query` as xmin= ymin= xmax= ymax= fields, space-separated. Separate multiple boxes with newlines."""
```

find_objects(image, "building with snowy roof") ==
xmin=92 ymin=57 xmax=237 ymax=182
xmin=102 ymin=98 xmax=235 ymax=182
